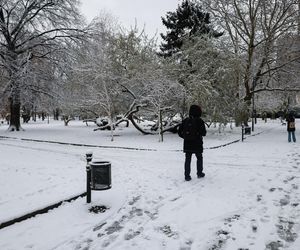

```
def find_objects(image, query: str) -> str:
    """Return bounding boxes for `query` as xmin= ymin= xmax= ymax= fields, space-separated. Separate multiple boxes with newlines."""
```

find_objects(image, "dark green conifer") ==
xmin=159 ymin=0 xmax=222 ymax=57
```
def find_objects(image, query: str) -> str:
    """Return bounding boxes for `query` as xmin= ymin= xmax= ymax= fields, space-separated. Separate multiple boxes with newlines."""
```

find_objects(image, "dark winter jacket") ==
xmin=178 ymin=105 xmax=207 ymax=153
xmin=286 ymin=115 xmax=296 ymax=132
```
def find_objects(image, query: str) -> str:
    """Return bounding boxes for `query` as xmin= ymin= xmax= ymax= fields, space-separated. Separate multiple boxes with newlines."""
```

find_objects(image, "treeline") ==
xmin=0 ymin=0 xmax=299 ymax=132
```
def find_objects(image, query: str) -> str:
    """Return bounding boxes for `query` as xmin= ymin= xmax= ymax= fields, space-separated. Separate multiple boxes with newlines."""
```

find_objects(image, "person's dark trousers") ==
xmin=184 ymin=152 xmax=203 ymax=177
xmin=288 ymin=131 xmax=296 ymax=142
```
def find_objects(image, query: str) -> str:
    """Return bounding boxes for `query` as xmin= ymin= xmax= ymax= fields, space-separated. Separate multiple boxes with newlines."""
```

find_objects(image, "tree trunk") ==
xmin=33 ymin=106 xmax=37 ymax=122
xmin=53 ymin=108 xmax=60 ymax=120
xmin=7 ymin=53 xmax=22 ymax=131
xmin=9 ymin=96 xmax=21 ymax=131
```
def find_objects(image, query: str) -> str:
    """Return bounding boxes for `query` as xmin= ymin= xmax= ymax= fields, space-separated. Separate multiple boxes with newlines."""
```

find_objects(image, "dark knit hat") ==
xmin=189 ymin=105 xmax=202 ymax=118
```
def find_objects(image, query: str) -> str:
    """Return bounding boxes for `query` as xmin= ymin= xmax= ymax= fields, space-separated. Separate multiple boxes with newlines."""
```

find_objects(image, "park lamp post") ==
xmin=251 ymin=96 xmax=255 ymax=132
xmin=251 ymin=77 xmax=257 ymax=132
xmin=86 ymin=151 xmax=93 ymax=203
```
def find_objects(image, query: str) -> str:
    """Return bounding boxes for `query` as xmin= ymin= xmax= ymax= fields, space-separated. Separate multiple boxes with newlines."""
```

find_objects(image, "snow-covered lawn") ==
xmin=0 ymin=119 xmax=299 ymax=250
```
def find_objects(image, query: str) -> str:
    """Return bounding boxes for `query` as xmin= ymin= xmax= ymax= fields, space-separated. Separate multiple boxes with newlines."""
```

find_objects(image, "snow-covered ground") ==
xmin=0 ymin=119 xmax=299 ymax=250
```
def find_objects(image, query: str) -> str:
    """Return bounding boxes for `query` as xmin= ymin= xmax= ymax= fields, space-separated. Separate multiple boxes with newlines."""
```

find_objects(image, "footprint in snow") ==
xmin=224 ymin=214 xmax=240 ymax=224
xmin=251 ymin=219 xmax=258 ymax=233
xmin=128 ymin=196 xmax=141 ymax=205
xmin=159 ymin=225 xmax=179 ymax=238
xmin=265 ymin=240 xmax=283 ymax=249
xmin=291 ymin=184 xmax=298 ymax=190
xmin=104 ymin=221 xmax=123 ymax=235
xmin=144 ymin=210 xmax=158 ymax=220
xmin=256 ymin=194 xmax=263 ymax=202
xmin=207 ymin=230 xmax=230 ymax=250
xmin=283 ymin=176 xmax=295 ymax=184
xmin=276 ymin=217 xmax=298 ymax=243
xmin=279 ymin=195 xmax=290 ymax=206
xmin=124 ymin=227 xmax=143 ymax=240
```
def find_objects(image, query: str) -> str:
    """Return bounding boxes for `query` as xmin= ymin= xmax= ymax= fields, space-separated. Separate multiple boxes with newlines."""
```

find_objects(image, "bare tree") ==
xmin=0 ymin=0 xmax=84 ymax=131
xmin=132 ymin=64 xmax=185 ymax=141
xmin=205 ymin=0 xmax=300 ymax=108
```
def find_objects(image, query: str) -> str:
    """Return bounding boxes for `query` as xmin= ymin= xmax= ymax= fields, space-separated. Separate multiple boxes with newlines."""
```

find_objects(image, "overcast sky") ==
xmin=80 ymin=0 xmax=181 ymax=38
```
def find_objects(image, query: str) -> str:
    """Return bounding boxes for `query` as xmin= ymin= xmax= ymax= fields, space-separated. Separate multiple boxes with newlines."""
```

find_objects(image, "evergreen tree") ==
xmin=159 ymin=0 xmax=222 ymax=57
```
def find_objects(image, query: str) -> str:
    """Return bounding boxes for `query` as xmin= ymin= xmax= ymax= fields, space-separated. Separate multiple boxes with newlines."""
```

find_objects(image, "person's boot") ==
xmin=197 ymin=173 xmax=205 ymax=178
xmin=185 ymin=176 xmax=192 ymax=181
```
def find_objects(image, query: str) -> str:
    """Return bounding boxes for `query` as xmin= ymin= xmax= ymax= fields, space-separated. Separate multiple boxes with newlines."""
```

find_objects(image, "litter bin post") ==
xmin=242 ymin=125 xmax=244 ymax=141
xmin=86 ymin=151 xmax=93 ymax=203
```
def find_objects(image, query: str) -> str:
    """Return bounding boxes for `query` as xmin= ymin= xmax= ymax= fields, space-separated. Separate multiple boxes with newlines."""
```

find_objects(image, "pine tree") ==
xmin=159 ymin=0 xmax=222 ymax=57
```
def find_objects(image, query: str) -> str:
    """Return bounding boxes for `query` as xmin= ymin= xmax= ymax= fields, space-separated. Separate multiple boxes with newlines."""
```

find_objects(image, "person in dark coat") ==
xmin=286 ymin=113 xmax=296 ymax=142
xmin=178 ymin=105 xmax=207 ymax=181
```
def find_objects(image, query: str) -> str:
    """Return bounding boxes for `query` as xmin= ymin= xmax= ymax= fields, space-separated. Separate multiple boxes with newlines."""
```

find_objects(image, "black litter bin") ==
xmin=244 ymin=127 xmax=251 ymax=135
xmin=90 ymin=161 xmax=111 ymax=190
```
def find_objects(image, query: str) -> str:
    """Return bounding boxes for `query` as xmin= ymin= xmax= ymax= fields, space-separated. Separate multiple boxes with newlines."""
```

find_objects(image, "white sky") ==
xmin=80 ymin=0 xmax=181 ymax=38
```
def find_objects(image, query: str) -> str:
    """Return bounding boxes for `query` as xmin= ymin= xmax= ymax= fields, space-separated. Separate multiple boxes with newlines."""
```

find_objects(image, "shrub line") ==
xmin=0 ymin=192 xmax=86 ymax=230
